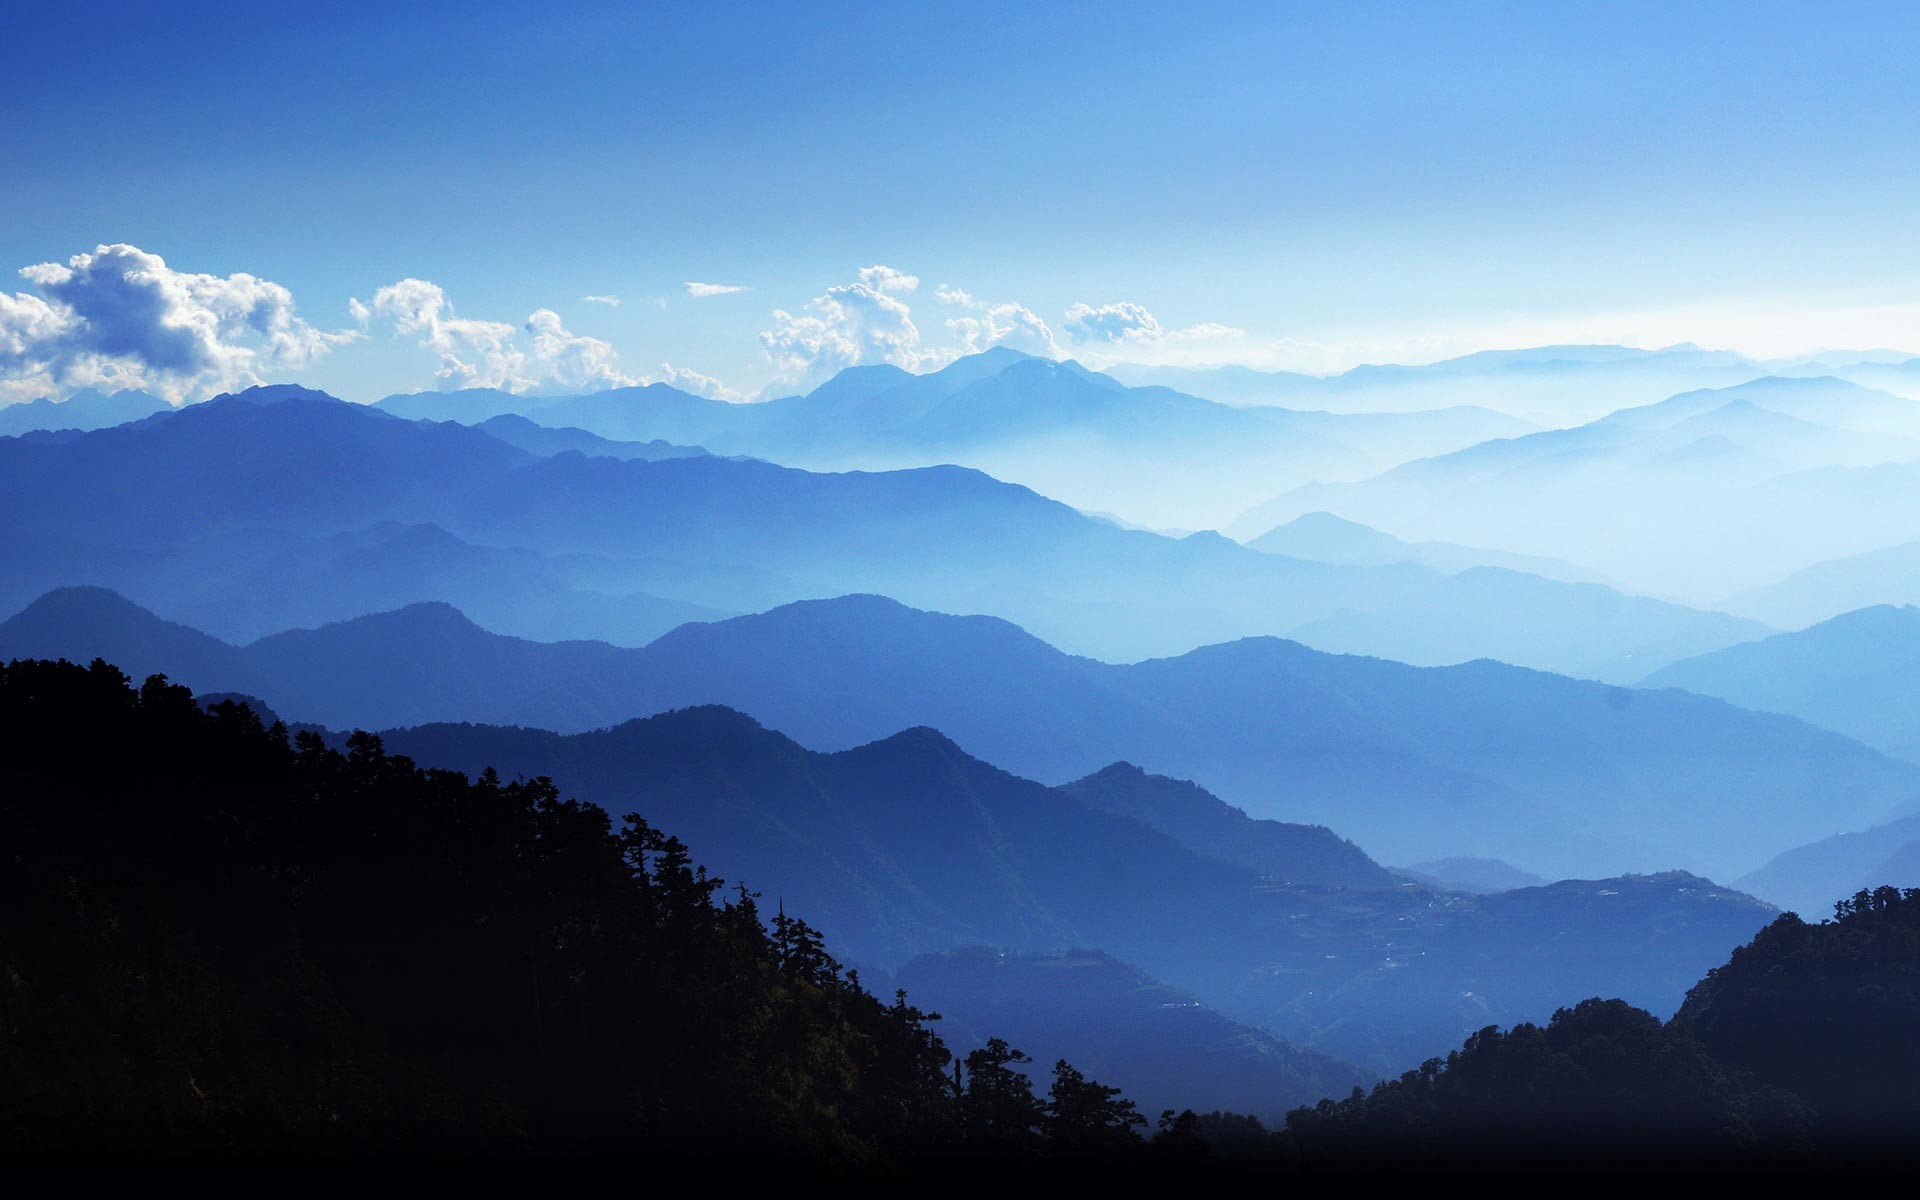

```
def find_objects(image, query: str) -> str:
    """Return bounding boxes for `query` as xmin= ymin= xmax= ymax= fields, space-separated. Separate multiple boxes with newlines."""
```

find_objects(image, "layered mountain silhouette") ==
xmin=1110 ymin=343 xmax=1774 ymax=424
xmin=1398 ymin=857 xmax=1548 ymax=894
xmin=1230 ymin=376 xmax=1920 ymax=601
xmin=10 ymin=587 xmax=1913 ymax=881
xmin=1248 ymin=511 xmax=1607 ymax=584
xmin=1736 ymin=812 xmax=1920 ymax=918
xmin=368 ymin=704 xmax=1778 ymax=1073
xmin=0 ymin=386 xmax=1476 ymax=661
xmin=377 ymin=349 xmax=1533 ymax=529
xmin=0 ymin=387 xmax=171 ymax=436
xmin=1289 ymin=566 xmax=1769 ymax=682
xmin=472 ymin=413 xmax=716 ymax=461
xmin=894 ymin=948 xmax=1372 ymax=1123
xmin=1644 ymin=605 xmax=1920 ymax=761
xmin=0 ymin=386 xmax=1778 ymax=677
xmin=1725 ymin=538 xmax=1920 ymax=629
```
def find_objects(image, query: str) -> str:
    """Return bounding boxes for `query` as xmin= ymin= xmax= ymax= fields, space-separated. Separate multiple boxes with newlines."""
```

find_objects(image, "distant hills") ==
xmin=377 ymin=348 xmax=1534 ymax=531
xmin=0 ymin=385 xmax=1775 ymax=677
xmin=1644 ymin=605 xmax=1920 ymax=762
xmin=1724 ymin=539 xmax=1920 ymax=629
xmin=10 ymin=587 xmax=1913 ymax=881
xmin=0 ymin=387 xmax=171 ymax=436
xmin=1248 ymin=511 xmax=1608 ymax=584
xmin=1737 ymin=813 xmax=1920 ymax=918
xmin=895 ymin=948 xmax=1371 ymax=1123
xmin=1399 ymin=857 xmax=1548 ymax=894
xmin=1288 ymin=566 xmax=1769 ymax=683
xmin=473 ymin=413 xmax=716 ymax=461
xmin=0 ymin=386 xmax=1469 ymax=661
xmin=1229 ymin=375 xmax=1920 ymax=602
xmin=1109 ymin=343 xmax=1780 ymax=424
xmin=370 ymin=705 xmax=1779 ymax=1073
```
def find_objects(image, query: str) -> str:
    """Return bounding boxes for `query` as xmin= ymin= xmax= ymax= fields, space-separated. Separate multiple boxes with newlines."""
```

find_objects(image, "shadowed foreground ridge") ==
xmin=5 ymin=657 xmax=1919 ymax=1175
xmin=0 ymin=659 xmax=982 ymax=1163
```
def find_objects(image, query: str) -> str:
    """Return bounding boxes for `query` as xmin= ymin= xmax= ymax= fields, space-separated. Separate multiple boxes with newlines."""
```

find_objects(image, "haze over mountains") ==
xmin=11 ymin=586 xmax=1914 ymax=883
xmin=0 ymin=377 xmax=1786 ymax=678
xmin=1644 ymin=605 xmax=1920 ymax=762
xmin=9 ymin=338 xmax=1920 ymax=1137
xmin=360 ymin=703 xmax=1776 ymax=1074
xmin=1107 ymin=343 xmax=1912 ymax=423
xmin=1231 ymin=374 xmax=1920 ymax=603
xmin=377 ymin=348 xmax=1536 ymax=529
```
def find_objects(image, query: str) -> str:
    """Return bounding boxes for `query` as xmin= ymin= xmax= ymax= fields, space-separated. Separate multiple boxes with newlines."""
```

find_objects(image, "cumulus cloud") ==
xmin=685 ymin=281 xmax=746 ymax=297
xmin=759 ymin=264 xmax=942 ymax=390
xmin=581 ymin=294 xmax=620 ymax=307
xmin=0 ymin=243 xmax=358 ymax=403
xmin=946 ymin=302 xmax=1061 ymax=358
xmin=524 ymin=308 xmax=637 ymax=391
xmin=1063 ymin=301 xmax=1165 ymax=345
xmin=362 ymin=279 xmax=638 ymax=392
xmin=1170 ymin=321 xmax=1245 ymax=341
xmin=658 ymin=362 xmax=743 ymax=402
xmin=933 ymin=284 xmax=976 ymax=307
xmin=856 ymin=265 xmax=918 ymax=294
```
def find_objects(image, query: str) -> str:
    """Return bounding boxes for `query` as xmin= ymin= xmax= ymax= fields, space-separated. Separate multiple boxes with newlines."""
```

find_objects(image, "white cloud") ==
xmin=933 ymin=284 xmax=976 ymax=307
xmin=524 ymin=308 xmax=637 ymax=391
xmin=947 ymin=302 xmax=1061 ymax=358
xmin=758 ymin=264 xmax=943 ymax=391
xmin=362 ymin=279 xmax=637 ymax=392
xmin=1170 ymin=322 xmax=1245 ymax=341
xmin=582 ymin=294 xmax=620 ymax=307
xmin=1064 ymin=301 xmax=1165 ymax=345
xmin=856 ymin=265 xmax=919 ymax=294
xmin=0 ymin=242 xmax=358 ymax=403
xmin=685 ymin=281 xmax=746 ymax=297
xmin=658 ymin=362 xmax=744 ymax=402
xmin=365 ymin=278 xmax=523 ymax=388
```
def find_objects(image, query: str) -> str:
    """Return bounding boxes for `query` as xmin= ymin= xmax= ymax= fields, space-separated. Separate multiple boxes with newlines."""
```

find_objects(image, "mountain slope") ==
xmin=13 ymin=588 xmax=1912 ymax=882
xmin=1643 ymin=605 xmax=1920 ymax=760
xmin=1058 ymin=763 xmax=1395 ymax=889
xmin=370 ymin=707 xmax=1779 ymax=1073
xmin=1228 ymin=376 xmax=1920 ymax=600
xmin=0 ymin=387 xmax=1457 ymax=661
xmin=896 ymin=948 xmax=1372 ymax=1123
xmin=1735 ymin=813 xmax=1920 ymax=917
xmin=375 ymin=350 xmax=1540 ymax=529
xmin=1248 ymin=511 xmax=1606 ymax=584
xmin=1725 ymin=539 xmax=1920 ymax=629
xmin=1287 ymin=566 xmax=1771 ymax=683
xmin=0 ymin=387 xmax=171 ymax=435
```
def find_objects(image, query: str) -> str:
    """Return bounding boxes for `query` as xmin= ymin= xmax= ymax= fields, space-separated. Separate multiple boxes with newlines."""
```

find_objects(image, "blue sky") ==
xmin=5 ymin=0 xmax=1920 ymax=401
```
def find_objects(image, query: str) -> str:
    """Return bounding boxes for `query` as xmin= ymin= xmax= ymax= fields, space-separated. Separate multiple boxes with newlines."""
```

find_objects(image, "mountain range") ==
xmin=362 ymin=703 xmax=1778 ymax=1073
xmin=1108 ymin=343 xmax=1789 ymax=424
xmin=1735 ymin=812 xmax=1920 ymax=918
xmin=1229 ymin=375 xmax=1920 ymax=602
xmin=378 ymin=348 xmax=1535 ymax=530
xmin=0 ymin=380 xmax=1771 ymax=676
xmin=9 ymin=586 xmax=1913 ymax=881
xmin=0 ymin=387 xmax=172 ymax=436
xmin=1644 ymin=605 xmax=1920 ymax=762
xmin=893 ymin=948 xmax=1372 ymax=1123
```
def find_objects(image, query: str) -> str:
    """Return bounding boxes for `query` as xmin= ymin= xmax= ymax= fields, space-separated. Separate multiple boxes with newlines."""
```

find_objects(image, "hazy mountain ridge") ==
xmin=1229 ymin=375 xmax=1920 ymax=602
xmin=375 ymin=349 xmax=1536 ymax=529
xmin=1643 ymin=605 xmax=1920 ymax=761
xmin=9 ymin=587 xmax=1912 ymax=882
xmin=368 ymin=704 xmax=1779 ymax=1073
xmin=894 ymin=948 xmax=1372 ymax=1123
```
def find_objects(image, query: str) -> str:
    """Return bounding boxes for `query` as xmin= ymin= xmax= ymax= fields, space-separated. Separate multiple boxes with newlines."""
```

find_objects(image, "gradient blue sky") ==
xmin=6 ymin=0 xmax=1920 ymax=401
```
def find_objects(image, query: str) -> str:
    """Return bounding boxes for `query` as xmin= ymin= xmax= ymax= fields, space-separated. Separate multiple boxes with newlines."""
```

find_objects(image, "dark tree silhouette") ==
xmin=1044 ymin=1059 xmax=1145 ymax=1154
xmin=958 ymin=1038 xmax=1046 ymax=1154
